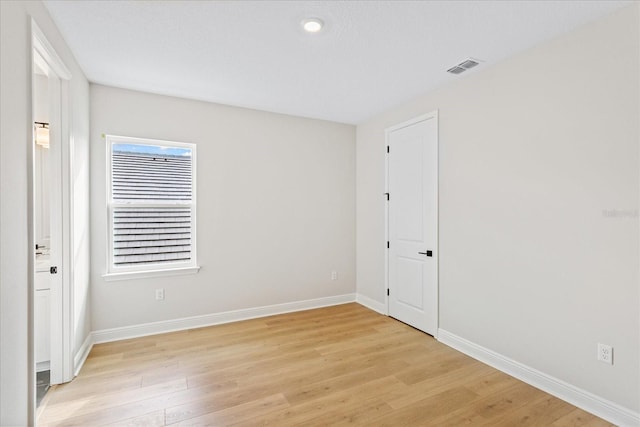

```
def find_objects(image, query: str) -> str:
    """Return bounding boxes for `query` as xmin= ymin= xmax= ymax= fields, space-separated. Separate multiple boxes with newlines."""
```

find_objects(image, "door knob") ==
xmin=418 ymin=250 xmax=433 ymax=257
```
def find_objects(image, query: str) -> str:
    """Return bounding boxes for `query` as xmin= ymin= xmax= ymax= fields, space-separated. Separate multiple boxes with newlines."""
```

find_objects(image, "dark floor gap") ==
xmin=36 ymin=370 xmax=50 ymax=408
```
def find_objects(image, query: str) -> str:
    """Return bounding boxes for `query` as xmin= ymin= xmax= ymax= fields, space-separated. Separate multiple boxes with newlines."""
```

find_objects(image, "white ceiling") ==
xmin=44 ymin=0 xmax=630 ymax=124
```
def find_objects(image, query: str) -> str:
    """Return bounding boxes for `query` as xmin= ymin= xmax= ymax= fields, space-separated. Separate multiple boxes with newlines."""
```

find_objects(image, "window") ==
xmin=105 ymin=135 xmax=198 ymax=280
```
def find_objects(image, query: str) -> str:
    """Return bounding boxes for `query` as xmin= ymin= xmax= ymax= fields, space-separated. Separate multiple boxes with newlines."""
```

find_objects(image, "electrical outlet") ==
xmin=155 ymin=288 xmax=165 ymax=301
xmin=597 ymin=343 xmax=613 ymax=365
xmin=331 ymin=270 xmax=337 ymax=281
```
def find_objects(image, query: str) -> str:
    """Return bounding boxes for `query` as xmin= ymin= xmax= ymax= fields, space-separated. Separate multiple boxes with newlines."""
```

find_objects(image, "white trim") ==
xmin=385 ymin=112 xmax=434 ymax=133
xmin=31 ymin=19 xmax=75 ymax=388
xmin=36 ymin=361 xmax=50 ymax=373
xmin=92 ymin=294 xmax=356 ymax=344
xmin=73 ymin=333 xmax=93 ymax=377
xmin=383 ymin=121 xmax=390 ymax=315
xmin=356 ymin=294 xmax=386 ymax=314
xmin=103 ymin=266 xmax=200 ymax=282
xmin=31 ymin=20 xmax=71 ymax=80
xmin=438 ymin=329 xmax=640 ymax=427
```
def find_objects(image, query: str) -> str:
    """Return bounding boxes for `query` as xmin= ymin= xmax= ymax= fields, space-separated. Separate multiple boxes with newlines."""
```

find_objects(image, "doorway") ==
xmin=31 ymin=20 xmax=74 ymax=411
xmin=385 ymin=112 xmax=439 ymax=336
xmin=33 ymin=64 xmax=52 ymax=406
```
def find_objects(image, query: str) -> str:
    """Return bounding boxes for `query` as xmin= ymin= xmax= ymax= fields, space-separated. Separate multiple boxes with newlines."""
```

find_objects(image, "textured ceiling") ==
xmin=44 ymin=1 xmax=630 ymax=124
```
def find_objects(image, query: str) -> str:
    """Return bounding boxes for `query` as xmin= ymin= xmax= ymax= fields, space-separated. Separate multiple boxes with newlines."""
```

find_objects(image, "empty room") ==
xmin=1 ymin=1 xmax=638 ymax=426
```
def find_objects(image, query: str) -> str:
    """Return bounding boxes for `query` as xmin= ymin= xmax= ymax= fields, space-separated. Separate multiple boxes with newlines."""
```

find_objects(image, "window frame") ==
xmin=103 ymin=134 xmax=199 ymax=281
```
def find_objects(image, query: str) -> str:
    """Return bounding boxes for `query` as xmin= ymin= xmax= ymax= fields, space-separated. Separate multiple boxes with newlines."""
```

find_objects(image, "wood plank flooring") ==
xmin=37 ymin=303 xmax=612 ymax=426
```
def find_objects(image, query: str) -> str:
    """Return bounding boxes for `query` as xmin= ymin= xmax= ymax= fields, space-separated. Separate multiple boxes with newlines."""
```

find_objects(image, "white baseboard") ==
xmin=73 ymin=333 xmax=94 ymax=376
xmin=438 ymin=329 xmax=640 ymax=427
xmin=92 ymin=293 xmax=357 ymax=344
xmin=36 ymin=361 xmax=50 ymax=373
xmin=356 ymin=293 xmax=386 ymax=314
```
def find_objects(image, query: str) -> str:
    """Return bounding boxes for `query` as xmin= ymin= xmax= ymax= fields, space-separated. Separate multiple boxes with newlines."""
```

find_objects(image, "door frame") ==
xmin=384 ymin=110 xmax=439 ymax=335
xmin=31 ymin=19 xmax=74 ymax=390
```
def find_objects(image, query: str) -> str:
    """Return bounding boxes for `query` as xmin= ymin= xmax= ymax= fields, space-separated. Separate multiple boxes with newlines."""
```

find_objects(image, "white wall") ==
xmin=0 ymin=1 xmax=91 ymax=424
xmin=90 ymin=85 xmax=355 ymax=331
xmin=357 ymin=4 xmax=639 ymax=414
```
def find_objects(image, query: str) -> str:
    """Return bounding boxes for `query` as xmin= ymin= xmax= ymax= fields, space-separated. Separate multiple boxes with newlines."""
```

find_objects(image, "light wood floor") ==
xmin=37 ymin=303 xmax=612 ymax=426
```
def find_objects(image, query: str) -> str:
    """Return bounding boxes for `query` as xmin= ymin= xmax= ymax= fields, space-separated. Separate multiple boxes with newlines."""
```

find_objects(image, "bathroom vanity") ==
xmin=35 ymin=255 xmax=51 ymax=372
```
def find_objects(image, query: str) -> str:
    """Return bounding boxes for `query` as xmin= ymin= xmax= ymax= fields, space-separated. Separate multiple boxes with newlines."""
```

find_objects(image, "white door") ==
xmin=386 ymin=112 xmax=438 ymax=335
xmin=46 ymin=72 xmax=66 ymax=384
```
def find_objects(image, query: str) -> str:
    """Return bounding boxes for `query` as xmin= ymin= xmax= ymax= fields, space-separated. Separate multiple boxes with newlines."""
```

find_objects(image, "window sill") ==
xmin=102 ymin=266 xmax=200 ymax=282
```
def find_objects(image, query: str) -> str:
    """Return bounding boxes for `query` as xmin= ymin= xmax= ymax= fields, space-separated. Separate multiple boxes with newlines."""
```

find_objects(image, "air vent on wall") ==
xmin=447 ymin=58 xmax=482 ymax=74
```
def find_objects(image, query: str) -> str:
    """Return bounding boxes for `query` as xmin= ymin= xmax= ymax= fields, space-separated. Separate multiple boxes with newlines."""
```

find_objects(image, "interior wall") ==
xmin=0 ymin=1 xmax=91 ymax=424
xmin=356 ymin=4 xmax=639 ymax=412
xmin=90 ymin=84 xmax=356 ymax=331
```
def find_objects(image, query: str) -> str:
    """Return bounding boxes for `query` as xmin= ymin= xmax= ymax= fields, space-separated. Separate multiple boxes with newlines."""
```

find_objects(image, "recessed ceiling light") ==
xmin=302 ymin=18 xmax=324 ymax=33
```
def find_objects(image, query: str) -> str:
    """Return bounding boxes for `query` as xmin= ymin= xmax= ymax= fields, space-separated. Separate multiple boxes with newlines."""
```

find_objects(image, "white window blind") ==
xmin=106 ymin=136 xmax=197 ymax=275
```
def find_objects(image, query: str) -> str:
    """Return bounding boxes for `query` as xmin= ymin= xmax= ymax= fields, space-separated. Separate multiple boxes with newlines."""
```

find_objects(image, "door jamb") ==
xmin=384 ymin=111 xmax=439 ymax=333
xmin=31 ymin=18 xmax=74 ymax=392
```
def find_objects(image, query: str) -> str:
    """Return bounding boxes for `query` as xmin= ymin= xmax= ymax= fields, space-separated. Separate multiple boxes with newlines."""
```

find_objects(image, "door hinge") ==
xmin=387 ymin=288 xmax=389 ymax=296
xmin=386 ymin=241 xmax=389 ymax=249
xmin=386 ymin=146 xmax=389 ymax=153
xmin=384 ymin=192 xmax=389 ymax=201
